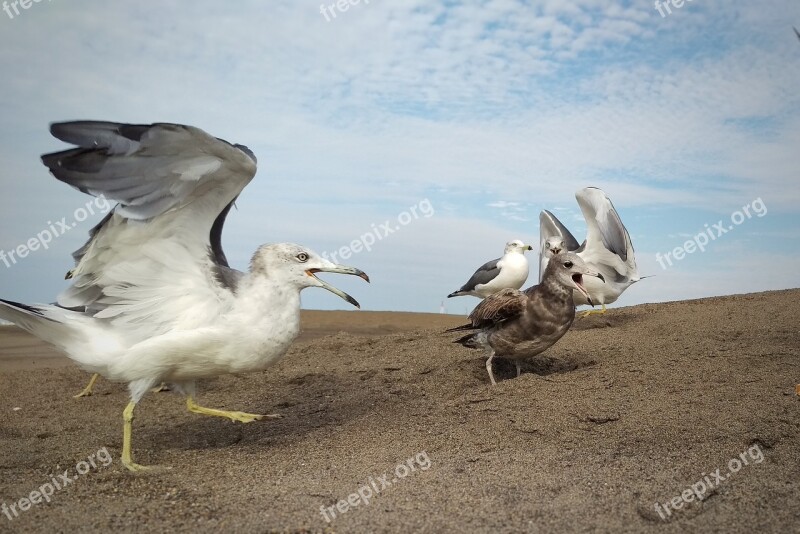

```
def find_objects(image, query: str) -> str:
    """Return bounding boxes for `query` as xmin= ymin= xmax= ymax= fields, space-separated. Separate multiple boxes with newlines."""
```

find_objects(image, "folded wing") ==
xmin=467 ymin=288 xmax=527 ymax=329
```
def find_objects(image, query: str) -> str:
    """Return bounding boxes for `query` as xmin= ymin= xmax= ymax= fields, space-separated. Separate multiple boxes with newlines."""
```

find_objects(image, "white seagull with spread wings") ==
xmin=0 ymin=121 xmax=369 ymax=471
xmin=539 ymin=187 xmax=642 ymax=317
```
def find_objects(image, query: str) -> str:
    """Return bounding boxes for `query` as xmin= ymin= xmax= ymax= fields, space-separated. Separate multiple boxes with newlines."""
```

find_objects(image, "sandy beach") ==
xmin=0 ymin=292 xmax=798 ymax=533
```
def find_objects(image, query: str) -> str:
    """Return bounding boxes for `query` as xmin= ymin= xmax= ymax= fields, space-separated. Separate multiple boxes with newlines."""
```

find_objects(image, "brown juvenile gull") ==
xmin=449 ymin=252 xmax=604 ymax=385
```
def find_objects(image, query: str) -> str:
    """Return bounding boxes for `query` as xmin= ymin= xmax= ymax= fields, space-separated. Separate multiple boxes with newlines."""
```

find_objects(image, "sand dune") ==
xmin=0 ymin=291 xmax=798 ymax=532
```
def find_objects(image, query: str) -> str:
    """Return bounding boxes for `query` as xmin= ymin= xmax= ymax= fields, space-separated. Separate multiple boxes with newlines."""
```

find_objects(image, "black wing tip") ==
xmin=0 ymin=298 xmax=44 ymax=316
xmin=452 ymin=332 xmax=479 ymax=347
xmin=234 ymin=143 xmax=257 ymax=164
xmin=49 ymin=120 xmax=155 ymax=146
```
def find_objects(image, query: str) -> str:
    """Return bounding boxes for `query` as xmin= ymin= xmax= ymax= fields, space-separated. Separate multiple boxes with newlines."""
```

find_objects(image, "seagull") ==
xmin=0 ymin=121 xmax=369 ymax=471
xmin=539 ymin=187 xmax=642 ymax=317
xmin=447 ymin=240 xmax=533 ymax=299
xmin=449 ymin=252 xmax=604 ymax=385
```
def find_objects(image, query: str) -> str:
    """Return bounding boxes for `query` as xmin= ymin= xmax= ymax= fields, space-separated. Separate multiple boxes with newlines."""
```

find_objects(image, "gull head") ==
xmin=504 ymin=239 xmax=533 ymax=254
xmin=544 ymin=236 xmax=566 ymax=257
xmin=548 ymin=252 xmax=604 ymax=306
xmin=250 ymin=243 xmax=369 ymax=308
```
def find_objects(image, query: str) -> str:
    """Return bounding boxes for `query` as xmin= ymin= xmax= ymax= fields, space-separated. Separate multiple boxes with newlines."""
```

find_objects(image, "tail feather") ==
xmin=0 ymin=299 xmax=80 ymax=351
xmin=445 ymin=323 xmax=474 ymax=333
xmin=453 ymin=332 xmax=477 ymax=346
xmin=453 ymin=331 xmax=488 ymax=349
xmin=447 ymin=290 xmax=466 ymax=298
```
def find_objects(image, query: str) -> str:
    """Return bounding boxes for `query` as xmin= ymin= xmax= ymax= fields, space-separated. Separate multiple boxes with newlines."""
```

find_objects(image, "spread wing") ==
xmin=467 ymin=288 xmax=527 ymax=329
xmin=538 ymin=210 xmax=580 ymax=282
xmin=575 ymin=187 xmax=638 ymax=277
xmin=43 ymin=121 xmax=258 ymax=342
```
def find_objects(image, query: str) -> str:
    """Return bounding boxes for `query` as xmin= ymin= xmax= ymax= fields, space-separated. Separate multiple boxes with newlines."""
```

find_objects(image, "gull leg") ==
xmin=186 ymin=396 xmax=281 ymax=423
xmin=485 ymin=351 xmax=497 ymax=386
xmin=121 ymin=401 xmax=152 ymax=472
xmin=515 ymin=362 xmax=522 ymax=378
xmin=73 ymin=373 xmax=100 ymax=398
xmin=579 ymin=303 xmax=607 ymax=318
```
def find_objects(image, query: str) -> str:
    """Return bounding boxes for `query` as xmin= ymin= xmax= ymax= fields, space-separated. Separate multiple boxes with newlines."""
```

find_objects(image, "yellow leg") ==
xmin=121 ymin=401 xmax=152 ymax=472
xmin=186 ymin=396 xmax=280 ymax=423
xmin=579 ymin=303 xmax=607 ymax=318
xmin=73 ymin=373 xmax=100 ymax=398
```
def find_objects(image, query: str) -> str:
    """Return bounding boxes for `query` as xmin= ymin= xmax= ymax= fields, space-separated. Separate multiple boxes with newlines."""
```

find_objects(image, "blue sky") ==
xmin=0 ymin=0 xmax=798 ymax=314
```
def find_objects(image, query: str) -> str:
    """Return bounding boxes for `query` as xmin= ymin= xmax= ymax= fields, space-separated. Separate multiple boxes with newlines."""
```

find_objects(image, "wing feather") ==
xmin=458 ymin=258 xmax=501 ymax=293
xmin=538 ymin=210 xmax=580 ymax=282
xmin=467 ymin=288 xmax=527 ymax=329
xmin=575 ymin=187 xmax=638 ymax=275
xmin=43 ymin=121 xmax=258 ymax=341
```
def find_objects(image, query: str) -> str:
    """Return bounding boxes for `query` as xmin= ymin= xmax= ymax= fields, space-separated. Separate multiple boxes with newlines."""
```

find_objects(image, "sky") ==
xmin=0 ymin=0 xmax=798 ymax=314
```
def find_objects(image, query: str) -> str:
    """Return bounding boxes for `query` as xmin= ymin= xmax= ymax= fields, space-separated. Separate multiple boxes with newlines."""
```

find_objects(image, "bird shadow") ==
xmin=142 ymin=371 xmax=385 ymax=455
xmin=490 ymin=353 xmax=597 ymax=382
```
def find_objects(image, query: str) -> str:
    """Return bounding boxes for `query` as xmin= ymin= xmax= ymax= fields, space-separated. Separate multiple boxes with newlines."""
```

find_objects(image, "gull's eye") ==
xmin=296 ymin=253 xmax=309 ymax=262
xmin=564 ymin=261 xmax=573 ymax=268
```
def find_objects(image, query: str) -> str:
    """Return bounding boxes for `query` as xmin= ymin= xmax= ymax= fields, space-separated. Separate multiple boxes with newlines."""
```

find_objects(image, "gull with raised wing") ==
xmin=449 ymin=252 xmax=603 ymax=385
xmin=539 ymin=187 xmax=642 ymax=317
xmin=0 ymin=121 xmax=369 ymax=471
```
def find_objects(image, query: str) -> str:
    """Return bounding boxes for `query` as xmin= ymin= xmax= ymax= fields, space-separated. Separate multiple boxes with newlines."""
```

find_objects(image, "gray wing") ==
xmin=538 ymin=210 xmax=580 ymax=282
xmin=575 ymin=187 xmax=639 ymax=280
xmin=208 ymin=198 xmax=245 ymax=291
xmin=575 ymin=187 xmax=630 ymax=261
xmin=539 ymin=210 xmax=580 ymax=251
xmin=42 ymin=121 xmax=257 ymax=335
xmin=456 ymin=258 xmax=501 ymax=293
xmin=43 ymin=121 xmax=256 ymax=221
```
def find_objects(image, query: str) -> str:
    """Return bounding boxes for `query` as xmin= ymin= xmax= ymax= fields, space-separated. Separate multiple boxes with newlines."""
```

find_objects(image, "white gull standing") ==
xmin=0 ymin=121 xmax=369 ymax=471
xmin=539 ymin=187 xmax=642 ymax=317
xmin=447 ymin=240 xmax=533 ymax=299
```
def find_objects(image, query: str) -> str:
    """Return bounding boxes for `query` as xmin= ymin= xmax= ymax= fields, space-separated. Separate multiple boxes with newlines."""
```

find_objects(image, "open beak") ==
xmin=571 ymin=270 xmax=604 ymax=307
xmin=306 ymin=265 xmax=370 ymax=309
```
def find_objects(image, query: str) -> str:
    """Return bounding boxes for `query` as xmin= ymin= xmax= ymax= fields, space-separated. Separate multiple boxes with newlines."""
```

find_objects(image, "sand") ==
xmin=0 ymin=292 xmax=798 ymax=533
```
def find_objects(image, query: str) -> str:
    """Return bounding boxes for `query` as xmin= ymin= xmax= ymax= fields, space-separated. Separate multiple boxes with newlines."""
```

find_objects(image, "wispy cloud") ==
xmin=0 ymin=0 xmax=798 ymax=312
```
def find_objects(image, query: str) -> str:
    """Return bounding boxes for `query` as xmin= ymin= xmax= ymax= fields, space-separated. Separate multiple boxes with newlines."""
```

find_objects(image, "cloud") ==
xmin=0 ymin=0 xmax=798 ymax=311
